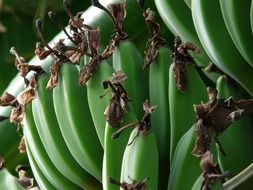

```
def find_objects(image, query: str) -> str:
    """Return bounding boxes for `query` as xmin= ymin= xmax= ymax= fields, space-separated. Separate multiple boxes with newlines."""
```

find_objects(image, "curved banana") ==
xmin=26 ymin=143 xmax=56 ymax=190
xmin=103 ymin=112 xmax=137 ymax=190
xmin=191 ymin=175 xmax=202 ymax=190
xmin=87 ymin=60 xmax=114 ymax=147
xmin=191 ymin=0 xmax=253 ymax=95
xmin=168 ymin=125 xmax=201 ymax=190
xmin=23 ymin=104 xmax=82 ymax=190
xmin=219 ymin=0 xmax=253 ymax=67
xmin=154 ymin=0 xmax=209 ymax=67
xmin=120 ymin=127 xmax=159 ymax=190
xmin=53 ymin=63 xmax=103 ymax=181
xmin=32 ymin=75 xmax=102 ymax=189
xmin=112 ymin=41 xmax=149 ymax=118
xmin=216 ymin=76 xmax=253 ymax=188
xmin=149 ymin=47 xmax=171 ymax=189
xmin=169 ymin=63 xmax=208 ymax=160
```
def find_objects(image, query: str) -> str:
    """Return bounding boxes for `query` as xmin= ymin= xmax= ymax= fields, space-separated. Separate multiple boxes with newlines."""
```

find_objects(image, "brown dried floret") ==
xmin=102 ymin=71 xmax=129 ymax=127
xmin=0 ymin=92 xmax=17 ymax=107
xmin=18 ymin=136 xmax=26 ymax=154
xmin=16 ymin=165 xmax=35 ymax=189
xmin=143 ymin=8 xmax=166 ymax=69
xmin=172 ymin=36 xmax=200 ymax=93
xmin=110 ymin=176 xmax=148 ymax=190
xmin=46 ymin=62 xmax=61 ymax=90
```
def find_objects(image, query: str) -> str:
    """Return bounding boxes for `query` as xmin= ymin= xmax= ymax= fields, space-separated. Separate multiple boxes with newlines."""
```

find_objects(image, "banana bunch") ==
xmin=1 ymin=0 xmax=253 ymax=189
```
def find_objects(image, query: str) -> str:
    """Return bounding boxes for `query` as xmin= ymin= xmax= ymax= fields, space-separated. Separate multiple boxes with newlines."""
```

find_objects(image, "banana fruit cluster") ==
xmin=1 ymin=0 xmax=253 ymax=189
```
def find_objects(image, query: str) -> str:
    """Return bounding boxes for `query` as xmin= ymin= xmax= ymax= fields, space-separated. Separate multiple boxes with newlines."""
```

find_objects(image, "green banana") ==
xmin=169 ymin=63 xmax=208 ymax=160
xmin=32 ymin=75 xmax=101 ymax=188
xmin=191 ymin=0 xmax=253 ymax=95
xmin=112 ymin=40 xmax=149 ymax=118
xmin=149 ymin=47 xmax=171 ymax=189
xmin=103 ymin=112 xmax=137 ymax=190
xmin=168 ymin=125 xmax=201 ymax=190
xmin=191 ymin=175 xmax=202 ymax=190
xmin=87 ymin=60 xmax=114 ymax=147
xmin=219 ymin=0 xmax=253 ymax=67
xmin=0 ymin=168 xmax=24 ymax=190
xmin=26 ymin=143 xmax=56 ymax=190
xmin=216 ymin=75 xmax=253 ymax=188
xmin=23 ymin=104 xmax=82 ymax=190
xmin=153 ymin=0 xmax=209 ymax=67
xmin=53 ymin=63 xmax=103 ymax=181
xmin=120 ymin=126 xmax=159 ymax=190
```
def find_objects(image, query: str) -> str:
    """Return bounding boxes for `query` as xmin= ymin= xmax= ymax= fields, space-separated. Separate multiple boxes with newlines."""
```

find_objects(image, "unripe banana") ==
xmin=168 ymin=125 xmax=201 ymax=190
xmin=103 ymin=112 xmax=137 ymax=190
xmin=32 ymin=75 xmax=101 ymax=188
xmin=169 ymin=63 xmax=208 ymax=160
xmin=53 ymin=63 xmax=103 ymax=181
xmin=216 ymin=75 xmax=253 ymax=188
xmin=192 ymin=0 xmax=253 ymax=95
xmin=87 ymin=60 xmax=114 ymax=147
xmin=120 ymin=127 xmax=159 ymax=190
xmin=113 ymin=41 xmax=149 ymax=118
xmin=26 ymin=143 xmax=56 ymax=190
xmin=149 ymin=47 xmax=171 ymax=189
xmin=219 ymin=0 xmax=253 ymax=67
xmin=0 ymin=168 xmax=24 ymax=190
xmin=153 ymin=0 xmax=210 ymax=69
xmin=23 ymin=104 xmax=82 ymax=190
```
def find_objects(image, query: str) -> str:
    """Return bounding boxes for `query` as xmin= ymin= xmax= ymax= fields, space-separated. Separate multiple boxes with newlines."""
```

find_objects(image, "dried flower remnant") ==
xmin=142 ymin=8 xmax=166 ymax=69
xmin=101 ymin=71 xmax=129 ymax=127
xmin=172 ymin=36 xmax=200 ymax=93
xmin=46 ymin=63 xmax=61 ymax=90
xmin=112 ymin=100 xmax=156 ymax=144
xmin=0 ymin=156 xmax=4 ymax=169
xmin=110 ymin=176 xmax=148 ymax=190
xmin=0 ymin=92 xmax=17 ymax=107
xmin=200 ymin=151 xmax=228 ymax=190
xmin=18 ymin=136 xmax=26 ymax=154
xmin=192 ymin=87 xmax=253 ymax=157
xmin=10 ymin=47 xmax=44 ymax=78
xmin=16 ymin=165 xmax=35 ymax=189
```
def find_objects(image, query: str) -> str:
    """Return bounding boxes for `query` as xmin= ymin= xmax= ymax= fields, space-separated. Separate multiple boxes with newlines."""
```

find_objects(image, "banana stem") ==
xmin=223 ymin=163 xmax=253 ymax=190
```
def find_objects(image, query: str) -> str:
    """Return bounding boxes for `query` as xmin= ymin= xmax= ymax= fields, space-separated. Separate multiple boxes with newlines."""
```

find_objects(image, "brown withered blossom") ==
xmin=172 ymin=36 xmax=200 ymax=93
xmin=18 ymin=136 xmax=26 ymax=154
xmin=46 ymin=63 xmax=61 ymax=90
xmin=143 ymin=8 xmax=166 ymax=69
xmin=10 ymin=47 xmax=44 ymax=78
xmin=192 ymin=87 xmax=253 ymax=157
xmin=112 ymin=100 xmax=156 ymax=144
xmin=200 ymin=151 xmax=228 ymax=190
xmin=102 ymin=71 xmax=129 ymax=127
xmin=110 ymin=176 xmax=148 ymax=190
xmin=0 ymin=92 xmax=17 ymax=107
xmin=17 ymin=77 xmax=38 ymax=106
xmin=16 ymin=165 xmax=35 ymax=189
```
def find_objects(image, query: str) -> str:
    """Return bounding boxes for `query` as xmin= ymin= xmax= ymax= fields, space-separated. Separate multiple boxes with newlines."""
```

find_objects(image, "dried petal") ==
xmin=18 ymin=170 xmax=34 ymax=189
xmin=86 ymin=28 xmax=100 ymax=56
xmin=10 ymin=105 xmax=24 ymax=125
xmin=110 ymin=71 xmax=127 ymax=84
xmin=108 ymin=1 xmax=126 ymax=32
xmin=0 ymin=92 xmax=16 ymax=106
xmin=46 ymin=63 xmax=61 ymax=89
xmin=18 ymin=137 xmax=26 ymax=154
xmin=79 ymin=57 xmax=100 ymax=85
